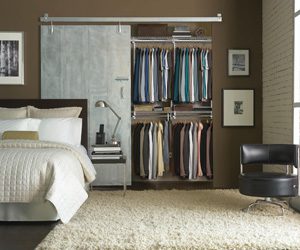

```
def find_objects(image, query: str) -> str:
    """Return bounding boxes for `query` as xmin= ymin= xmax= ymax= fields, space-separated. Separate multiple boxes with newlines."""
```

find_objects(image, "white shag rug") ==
xmin=37 ymin=190 xmax=300 ymax=250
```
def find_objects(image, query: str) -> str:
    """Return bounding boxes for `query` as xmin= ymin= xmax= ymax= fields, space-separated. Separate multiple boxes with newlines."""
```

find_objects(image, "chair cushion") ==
xmin=239 ymin=172 xmax=298 ymax=197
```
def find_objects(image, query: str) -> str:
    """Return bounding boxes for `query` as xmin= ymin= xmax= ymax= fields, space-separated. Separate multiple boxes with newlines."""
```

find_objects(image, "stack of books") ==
xmin=91 ymin=144 xmax=122 ymax=160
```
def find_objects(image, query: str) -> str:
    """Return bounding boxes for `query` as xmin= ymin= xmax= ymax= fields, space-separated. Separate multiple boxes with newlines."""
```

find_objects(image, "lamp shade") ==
xmin=95 ymin=100 xmax=109 ymax=108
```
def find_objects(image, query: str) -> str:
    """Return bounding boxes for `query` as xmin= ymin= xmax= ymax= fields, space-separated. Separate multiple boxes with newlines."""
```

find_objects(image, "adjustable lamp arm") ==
xmin=107 ymin=105 xmax=121 ymax=140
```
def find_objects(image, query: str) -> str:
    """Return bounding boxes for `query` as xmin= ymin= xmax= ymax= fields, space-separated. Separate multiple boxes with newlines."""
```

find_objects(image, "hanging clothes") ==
xmin=183 ymin=123 xmax=190 ymax=177
xmin=162 ymin=49 xmax=170 ymax=101
xmin=153 ymin=48 xmax=159 ymax=102
xmin=148 ymin=122 xmax=153 ymax=179
xmin=180 ymin=123 xmax=186 ymax=177
xmin=133 ymin=123 xmax=143 ymax=175
xmin=200 ymin=122 xmax=211 ymax=176
xmin=192 ymin=122 xmax=198 ymax=179
xmin=133 ymin=49 xmax=141 ymax=103
xmin=143 ymin=123 xmax=150 ymax=176
xmin=136 ymin=46 xmax=213 ymax=104
xmin=173 ymin=123 xmax=183 ymax=176
xmin=207 ymin=49 xmax=212 ymax=100
xmin=157 ymin=122 xmax=164 ymax=176
xmin=172 ymin=47 xmax=212 ymax=104
xmin=185 ymin=48 xmax=190 ymax=103
xmin=171 ymin=120 xmax=213 ymax=179
xmin=139 ymin=125 xmax=145 ymax=177
xmin=152 ymin=122 xmax=158 ymax=179
xmin=180 ymin=49 xmax=186 ymax=103
xmin=163 ymin=120 xmax=169 ymax=170
xmin=193 ymin=48 xmax=199 ymax=102
xmin=133 ymin=47 xmax=172 ymax=103
xmin=197 ymin=122 xmax=203 ymax=177
xmin=133 ymin=120 xmax=212 ymax=180
xmin=188 ymin=122 xmax=193 ymax=180
xmin=132 ymin=121 xmax=167 ymax=180
xmin=206 ymin=122 xmax=213 ymax=179
xmin=201 ymin=49 xmax=212 ymax=102
xmin=173 ymin=48 xmax=212 ymax=103
xmin=145 ymin=48 xmax=149 ymax=103
xmin=140 ymin=49 xmax=146 ymax=103
xmin=173 ymin=48 xmax=180 ymax=103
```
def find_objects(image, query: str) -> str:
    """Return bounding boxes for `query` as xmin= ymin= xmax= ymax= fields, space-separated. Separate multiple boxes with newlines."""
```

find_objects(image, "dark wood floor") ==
xmin=0 ymin=221 xmax=57 ymax=250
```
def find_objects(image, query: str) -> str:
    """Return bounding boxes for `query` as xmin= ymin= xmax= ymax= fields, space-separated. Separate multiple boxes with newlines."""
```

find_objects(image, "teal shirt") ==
xmin=185 ymin=48 xmax=190 ymax=103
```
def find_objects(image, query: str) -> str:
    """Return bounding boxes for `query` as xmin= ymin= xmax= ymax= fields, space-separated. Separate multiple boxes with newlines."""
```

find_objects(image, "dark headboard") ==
xmin=0 ymin=99 xmax=88 ymax=149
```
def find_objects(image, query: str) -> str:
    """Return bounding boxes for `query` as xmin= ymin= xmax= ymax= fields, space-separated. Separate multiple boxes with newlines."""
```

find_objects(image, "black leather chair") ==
xmin=239 ymin=144 xmax=299 ymax=215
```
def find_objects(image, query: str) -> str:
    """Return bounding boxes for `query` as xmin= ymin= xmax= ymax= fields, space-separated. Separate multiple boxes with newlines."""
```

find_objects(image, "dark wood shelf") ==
xmin=132 ymin=175 xmax=212 ymax=183
xmin=91 ymin=157 xmax=126 ymax=164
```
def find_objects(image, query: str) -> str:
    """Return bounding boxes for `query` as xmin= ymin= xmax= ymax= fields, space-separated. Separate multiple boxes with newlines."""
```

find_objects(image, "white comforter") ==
xmin=0 ymin=140 xmax=96 ymax=223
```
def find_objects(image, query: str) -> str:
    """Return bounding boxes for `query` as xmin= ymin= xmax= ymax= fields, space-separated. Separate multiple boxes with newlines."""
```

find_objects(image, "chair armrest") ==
xmin=240 ymin=164 xmax=244 ymax=175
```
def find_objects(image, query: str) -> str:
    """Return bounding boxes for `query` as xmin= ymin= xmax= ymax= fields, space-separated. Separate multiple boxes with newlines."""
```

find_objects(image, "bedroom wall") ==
xmin=0 ymin=0 xmax=262 ymax=188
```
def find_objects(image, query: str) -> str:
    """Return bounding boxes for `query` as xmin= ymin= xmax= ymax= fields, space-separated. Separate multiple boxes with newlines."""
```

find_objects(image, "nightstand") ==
xmin=90 ymin=156 xmax=127 ymax=196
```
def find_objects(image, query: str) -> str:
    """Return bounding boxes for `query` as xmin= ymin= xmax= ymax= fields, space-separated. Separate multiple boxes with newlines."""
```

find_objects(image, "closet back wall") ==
xmin=0 ymin=0 xmax=262 ymax=188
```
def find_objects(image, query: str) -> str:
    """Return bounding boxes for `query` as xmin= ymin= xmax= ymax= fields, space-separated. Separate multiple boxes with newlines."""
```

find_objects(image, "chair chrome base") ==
xmin=242 ymin=197 xmax=289 ymax=216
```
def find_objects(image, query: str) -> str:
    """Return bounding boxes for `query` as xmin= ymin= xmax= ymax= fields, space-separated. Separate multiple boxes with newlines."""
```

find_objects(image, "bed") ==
xmin=0 ymin=99 xmax=96 ymax=223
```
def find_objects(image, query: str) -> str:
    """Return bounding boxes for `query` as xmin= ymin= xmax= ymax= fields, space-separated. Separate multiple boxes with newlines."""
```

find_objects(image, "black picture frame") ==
xmin=228 ymin=49 xmax=250 ymax=76
xmin=0 ymin=32 xmax=24 ymax=85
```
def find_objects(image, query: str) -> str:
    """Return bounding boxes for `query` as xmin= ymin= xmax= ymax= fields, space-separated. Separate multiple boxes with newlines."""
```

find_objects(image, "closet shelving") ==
xmin=132 ymin=107 xmax=213 ymax=120
xmin=38 ymin=14 xmax=222 ymax=187
xmin=131 ymin=36 xmax=212 ymax=43
xmin=131 ymin=27 xmax=213 ymax=186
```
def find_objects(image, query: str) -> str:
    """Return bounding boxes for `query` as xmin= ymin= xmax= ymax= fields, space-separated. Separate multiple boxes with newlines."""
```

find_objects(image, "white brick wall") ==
xmin=263 ymin=0 xmax=294 ymax=171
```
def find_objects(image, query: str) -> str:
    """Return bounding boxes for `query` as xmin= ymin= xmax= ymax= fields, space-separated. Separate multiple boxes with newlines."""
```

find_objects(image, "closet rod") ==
xmin=131 ymin=38 xmax=212 ymax=43
xmin=172 ymin=110 xmax=212 ymax=113
xmin=132 ymin=111 xmax=212 ymax=114
xmin=171 ymin=111 xmax=212 ymax=117
xmin=40 ymin=13 xmax=222 ymax=23
xmin=132 ymin=115 xmax=169 ymax=119
xmin=132 ymin=111 xmax=169 ymax=114
xmin=173 ymin=106 xmax=212 ymax=110
xmin=171 ymin=113 xmax=212 ymax=116
xmin=171 ymin=114 xmax=212 ymax=120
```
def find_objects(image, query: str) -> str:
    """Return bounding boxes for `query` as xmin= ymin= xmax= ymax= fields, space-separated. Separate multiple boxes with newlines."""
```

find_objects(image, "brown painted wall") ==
xmin=0 ymin=0 xmax=262 ymax=187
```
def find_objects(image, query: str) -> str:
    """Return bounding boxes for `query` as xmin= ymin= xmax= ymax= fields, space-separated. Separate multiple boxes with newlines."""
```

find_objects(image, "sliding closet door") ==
xmin=41 ymin=25 xmax=131 ymax=185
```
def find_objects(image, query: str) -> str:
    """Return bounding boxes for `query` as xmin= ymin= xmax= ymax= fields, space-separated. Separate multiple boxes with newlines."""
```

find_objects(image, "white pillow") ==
xmin=0 ymin=107 xmax=27 ymax=119
xmin=28 ymin=106 xmax=82 ymax=118
xmin=39 ymin=118 xmax=82 ymax=146
xmin=0 ymin=118 xmax=41 ymax=138
xmin=27 ymin=118 xmax=41 ymax=131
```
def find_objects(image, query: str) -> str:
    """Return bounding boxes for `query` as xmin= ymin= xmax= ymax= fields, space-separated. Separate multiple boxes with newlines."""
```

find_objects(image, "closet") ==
xmin=130 ymin=23 xmax=213 ymax=187
xmin=39 ymin=15 xmax=221 ymax=187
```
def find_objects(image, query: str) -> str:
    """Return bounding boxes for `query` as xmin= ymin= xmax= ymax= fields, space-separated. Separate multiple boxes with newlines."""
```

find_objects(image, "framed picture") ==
xmin=228 ymin=49 xmax=249 ymax=76
xmin=222 ymin=89 xmax=254 ymax=127
xmin=0 ymin=32 xmax=24 ymax=85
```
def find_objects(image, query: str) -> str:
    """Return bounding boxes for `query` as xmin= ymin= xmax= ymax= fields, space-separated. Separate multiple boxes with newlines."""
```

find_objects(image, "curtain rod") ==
xmin=40 ymin=13 xmax=222 ymax=23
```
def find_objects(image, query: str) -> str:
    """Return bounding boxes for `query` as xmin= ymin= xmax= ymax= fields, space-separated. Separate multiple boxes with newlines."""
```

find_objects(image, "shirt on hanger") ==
xmin=163 ymin=120 xmax=169 ymax=169
xmin=157 ymin=121 xmax=164 ymax=176
xmin=197 ymin=121 xmax=203 ymax=177
xmin=185 ymin=48 xmax=190 ymax=103
xmin=148 ymin=122 xmax=153 ymax=179
xmin=139 ymin=125 xmax=145 ymax=177
xmin=188 ymin=122 xmax=194 ymax=180
xmin=133 ymin=49 xmax=141 ymax=103
xmin=152 ymin=122 xmax=158 ymax=179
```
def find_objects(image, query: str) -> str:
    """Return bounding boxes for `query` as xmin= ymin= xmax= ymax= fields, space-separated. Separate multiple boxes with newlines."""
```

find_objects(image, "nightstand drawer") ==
xmin=92 ymin=163 xmax=126 ymax=186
